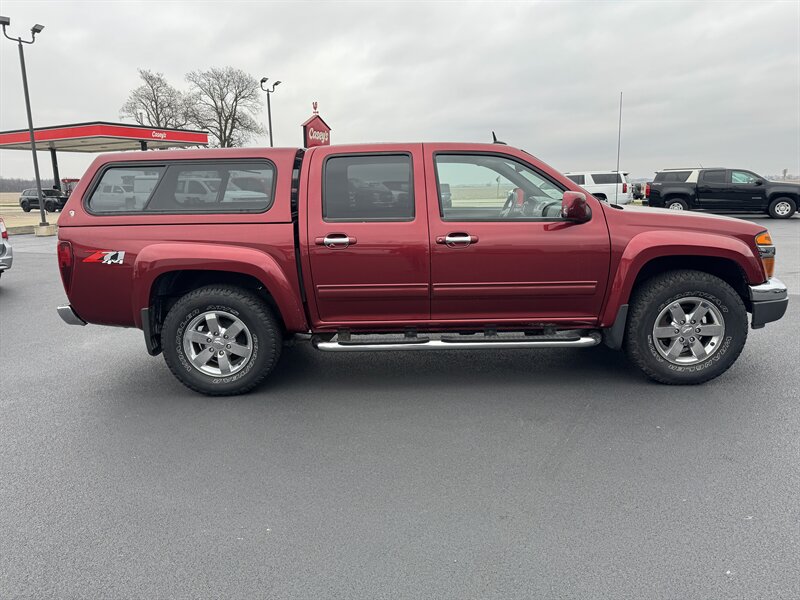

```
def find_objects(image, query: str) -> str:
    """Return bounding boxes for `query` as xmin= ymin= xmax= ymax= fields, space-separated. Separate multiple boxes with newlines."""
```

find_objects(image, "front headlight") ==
xmin=755 ymin=231 xmax=775 ymax=278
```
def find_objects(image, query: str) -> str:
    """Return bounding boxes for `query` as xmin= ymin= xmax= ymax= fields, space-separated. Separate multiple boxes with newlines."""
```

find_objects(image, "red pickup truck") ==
xmin=55 ymin=143 xmax=788 ymax=395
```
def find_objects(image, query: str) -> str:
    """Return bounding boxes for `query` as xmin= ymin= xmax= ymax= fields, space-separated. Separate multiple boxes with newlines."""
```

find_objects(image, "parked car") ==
xmin=55 ymin=143 xmax=787 ymax=395
xmin=91 ymin=183 xmax=132 ymax=211
xmin=563 ymin=171 xmax=632 ymax=204
xmin=19 ymin=188 xmax=68 ymax=213
xmin=648 ymin=168 xmax=798 ymax=218
xmin=0 ymin=217 xmax=12 ymax=280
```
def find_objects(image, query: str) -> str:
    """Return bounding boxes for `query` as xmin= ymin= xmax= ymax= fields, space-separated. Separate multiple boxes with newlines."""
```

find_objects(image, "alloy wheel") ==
xmin=182 ymin=310 xmax=253 ymax=376
xmin=652 ymin=296 xmax=725 ymax=365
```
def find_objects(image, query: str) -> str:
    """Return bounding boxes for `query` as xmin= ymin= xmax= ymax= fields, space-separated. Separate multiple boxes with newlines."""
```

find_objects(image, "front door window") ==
xmin=730 ymin=170 xmax=759 ymax=184
xmin=434 ymin=154 xmax=565 ymax=221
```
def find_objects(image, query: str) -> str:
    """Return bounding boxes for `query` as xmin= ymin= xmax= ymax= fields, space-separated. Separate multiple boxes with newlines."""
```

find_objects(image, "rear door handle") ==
xmin=315 ymin=234 xmax=357 ymax=248
xmin=436 ymin=233 xmax=478 ymax=247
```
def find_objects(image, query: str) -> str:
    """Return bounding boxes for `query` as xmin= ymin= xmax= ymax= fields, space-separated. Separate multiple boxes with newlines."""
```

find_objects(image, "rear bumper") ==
xmin=749 ymin=277 xmax=788 ymax=328
xmin=57 ymin=305 xmax=87 ymax=326
xmin=0 ymin=241 xmax=12 ymax=271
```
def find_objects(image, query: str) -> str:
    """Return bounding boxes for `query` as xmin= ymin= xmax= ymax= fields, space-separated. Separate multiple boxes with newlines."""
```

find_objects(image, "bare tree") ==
xmin=120 ymin=69 xmax=191 ymax=129
xmin=185 ymin=67 xmax=264 ymax=147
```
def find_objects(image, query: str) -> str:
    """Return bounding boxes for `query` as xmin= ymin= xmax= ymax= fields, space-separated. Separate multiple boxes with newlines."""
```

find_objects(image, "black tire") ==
xmin=20 ymin=200 xmax=31 ymax=212
xmin=767 ymin=197 xmax=796 ymax=219
xmin=665 ymin=198 xmax=689 ymax=211
xmin=44 ymin=200 xmax=55 ymax=213
xmin=624 ymin=270 xmax=747 ymax=385
xmin=161 ymin=285 xmax=282 ymax=396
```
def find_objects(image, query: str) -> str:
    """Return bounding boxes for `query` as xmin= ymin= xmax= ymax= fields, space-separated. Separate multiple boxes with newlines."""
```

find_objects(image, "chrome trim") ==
xmin=323 ymin=236 xmax=351 ymax=248
xmin=757 ymin=245 xmax=775 ymax=259
xmin=57 ymin=305 xmax=87 ymax=326
xmin=749 ymin=277 xmax=788 ymax=303
xmin=445 ymin=235 xmax=472 ymax=244
xmin=314 ymin=334 xmax=601 ymax=352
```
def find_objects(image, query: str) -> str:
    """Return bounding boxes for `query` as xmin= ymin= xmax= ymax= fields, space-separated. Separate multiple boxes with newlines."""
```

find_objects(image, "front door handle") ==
xmin=436 ymin=233 xmax=478 ymax=247
xmin=315 ymin=234 xmax=357 ymax=248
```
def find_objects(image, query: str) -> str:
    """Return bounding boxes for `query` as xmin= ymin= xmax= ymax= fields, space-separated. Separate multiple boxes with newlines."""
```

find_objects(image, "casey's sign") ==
xmin=302 ymin=103 xmax=331 ymax=148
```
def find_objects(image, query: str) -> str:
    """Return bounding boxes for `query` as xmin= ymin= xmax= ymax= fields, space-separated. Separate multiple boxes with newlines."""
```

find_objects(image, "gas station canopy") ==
xmin=0 ymin=121 xmax=208 ymax=153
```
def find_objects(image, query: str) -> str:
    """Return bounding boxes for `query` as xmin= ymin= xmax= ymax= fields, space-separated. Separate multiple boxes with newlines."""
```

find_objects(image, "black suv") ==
xmin=19 ymin=188 xmax=68 ymax=213
xmin=648 ymin=168 xmax=799 ymax=218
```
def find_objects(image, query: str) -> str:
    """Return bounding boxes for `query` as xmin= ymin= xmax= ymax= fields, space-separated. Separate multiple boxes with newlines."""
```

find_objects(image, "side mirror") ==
xmin=561 ymin=191 xmax=592 ymax=223
xmin=755 ymin=179 xmax=764 ymax=186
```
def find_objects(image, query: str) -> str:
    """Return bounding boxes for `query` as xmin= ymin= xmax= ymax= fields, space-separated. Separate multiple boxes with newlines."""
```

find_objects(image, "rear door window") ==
xmin=702 ymin=170 xmax=726 ymax=184
xmin=590 ymin=173 xmax=622 ymax=185
xmin=323 ymin=154 xmax=414 ymax=221
xmin=566 ymin=174 xmax=585 ymax=185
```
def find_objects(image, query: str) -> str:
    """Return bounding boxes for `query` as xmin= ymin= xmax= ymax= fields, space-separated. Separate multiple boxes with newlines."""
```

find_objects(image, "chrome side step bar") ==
xmin=313 ymin=331 xmax=601 ymax=352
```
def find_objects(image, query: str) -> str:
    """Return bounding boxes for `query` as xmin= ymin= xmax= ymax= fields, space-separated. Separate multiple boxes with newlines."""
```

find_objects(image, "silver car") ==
xmin=0 ymin=217 xmax=12 ymax=280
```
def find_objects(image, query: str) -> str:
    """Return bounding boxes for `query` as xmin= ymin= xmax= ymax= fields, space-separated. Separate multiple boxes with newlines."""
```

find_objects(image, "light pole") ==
xmin=1 ymin=16 xmax=48 ymax=226
xmin=259 ymin=77 xmax=281 ymax=147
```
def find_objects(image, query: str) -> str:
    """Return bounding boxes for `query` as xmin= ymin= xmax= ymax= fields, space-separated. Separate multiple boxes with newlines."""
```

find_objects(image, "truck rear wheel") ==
xmin=20 ymin=200 xmax=31 ymax=212
xmin=666 ymin=198 xmax=689 ymax=211
xmin=624 ymin=270 xmax=747 ymax=385
xmin=768 ymin=197 xmax=796 ymax=219
xmin=161 ymin=285 xmax=282 ymax=396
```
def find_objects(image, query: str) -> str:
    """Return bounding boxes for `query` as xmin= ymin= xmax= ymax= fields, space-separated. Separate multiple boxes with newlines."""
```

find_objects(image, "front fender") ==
xmin=131 ymin=242 xmax=307 ymax=331
xmin=600 ymin=231 xmax=763 ymax=326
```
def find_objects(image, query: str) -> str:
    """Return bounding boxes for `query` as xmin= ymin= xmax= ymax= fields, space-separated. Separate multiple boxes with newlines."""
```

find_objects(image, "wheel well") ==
xmin=630 ymin=256 xmax=751 ymax=311
xmin=148 ymin=270 xmax=286 ymax=335
xmin=663 ymin=194 xmax=690 ymax=204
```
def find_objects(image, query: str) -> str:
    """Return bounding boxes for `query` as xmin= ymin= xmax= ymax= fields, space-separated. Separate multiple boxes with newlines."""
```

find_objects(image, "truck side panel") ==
xmin=58 ymin=147 xmax=306 ymax=330
xmin=599 ymin=207 xmax=767 ymax=326
xmin=63 ymin=224 xmax=307 ymax=331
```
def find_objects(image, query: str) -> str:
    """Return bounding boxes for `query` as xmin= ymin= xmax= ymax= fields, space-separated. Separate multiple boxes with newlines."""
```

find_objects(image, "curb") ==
xmin=8 ymin=225 xmax=37 ymax=235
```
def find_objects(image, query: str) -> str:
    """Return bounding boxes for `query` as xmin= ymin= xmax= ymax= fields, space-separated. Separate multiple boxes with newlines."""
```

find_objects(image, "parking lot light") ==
xmin=260 ymin=77 xmax=281 ymax=147
xmin=1 ymin=15 xmax=48 ymax=227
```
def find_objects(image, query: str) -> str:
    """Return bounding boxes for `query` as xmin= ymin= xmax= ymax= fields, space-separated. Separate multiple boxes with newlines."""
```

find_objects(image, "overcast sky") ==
xmin=0 ymin=0 xmax=798 ymax=181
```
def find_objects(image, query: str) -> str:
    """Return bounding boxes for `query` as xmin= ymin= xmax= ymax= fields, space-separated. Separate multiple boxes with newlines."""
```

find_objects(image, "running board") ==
xmin=312 ymin=331 xmax=601 ymax=352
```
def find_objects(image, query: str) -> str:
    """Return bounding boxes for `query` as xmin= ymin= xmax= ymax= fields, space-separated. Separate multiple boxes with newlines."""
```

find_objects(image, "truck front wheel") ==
xmin=768 ymin=197 xmax=796 ymax=219
xmin=161 ymin=285 xmax=282 ymax=396
xmin=624 ymin=270 xmax=747 ymax=385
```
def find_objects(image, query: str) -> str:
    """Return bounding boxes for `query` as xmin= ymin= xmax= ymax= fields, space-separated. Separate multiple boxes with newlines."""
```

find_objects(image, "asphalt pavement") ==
xmin=1 ymin=215 xmax=798 ymax=599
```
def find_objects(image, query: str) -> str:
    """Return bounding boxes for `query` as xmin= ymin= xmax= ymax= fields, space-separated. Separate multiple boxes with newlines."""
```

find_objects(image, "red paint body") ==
xmin=57 ymin=143 xmax=768 ymax=335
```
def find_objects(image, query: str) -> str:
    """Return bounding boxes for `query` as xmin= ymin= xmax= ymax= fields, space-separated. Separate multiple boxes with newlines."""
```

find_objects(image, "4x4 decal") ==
xmin=83 ymin=250 xmax=125 ymax=265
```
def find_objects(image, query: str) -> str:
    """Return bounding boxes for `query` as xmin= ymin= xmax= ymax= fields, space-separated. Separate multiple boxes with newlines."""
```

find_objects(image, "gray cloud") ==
xmin=1 ymin=0 xmax=798 ymax=180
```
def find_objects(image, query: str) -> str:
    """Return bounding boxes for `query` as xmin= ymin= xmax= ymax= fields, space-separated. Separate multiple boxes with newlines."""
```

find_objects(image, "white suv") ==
xmin=564 ymin=171 xmax=631 ymax=204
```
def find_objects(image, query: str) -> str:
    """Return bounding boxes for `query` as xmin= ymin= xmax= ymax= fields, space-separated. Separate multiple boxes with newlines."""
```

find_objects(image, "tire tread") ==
xmin=624 ymin=269 xmax=747 ymax=385
xmin=162 ymin=285 xmax=282 ymax=396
